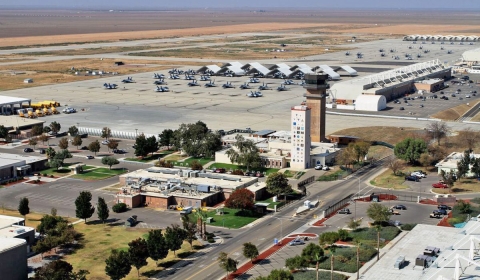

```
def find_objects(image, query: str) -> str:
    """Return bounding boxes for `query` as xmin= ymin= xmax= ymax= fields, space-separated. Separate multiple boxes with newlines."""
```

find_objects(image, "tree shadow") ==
xmin=177 ymin=251 xmax=194 ymax=258
xmin=142 ymin=269 xmax=162 ymax=277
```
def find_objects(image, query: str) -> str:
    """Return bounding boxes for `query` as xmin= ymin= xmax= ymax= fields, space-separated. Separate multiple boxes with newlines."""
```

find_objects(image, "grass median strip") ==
xmin=71 ymin=167 xmax=127 ymax=180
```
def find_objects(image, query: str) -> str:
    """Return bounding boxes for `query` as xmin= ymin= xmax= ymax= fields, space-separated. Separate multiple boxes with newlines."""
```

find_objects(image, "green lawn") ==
xmin=71 ymin=167 xmax=127 ymax=180
xmin=171 ymin=157 xmax=214 ymax=167
xmin=256 ymin=197 xmax=285 ymax=208
xmin=370 ymin=166 xmax=425 ymax=189
xmin=192 ymin=208 xmax=264 ymax=229
xmin=124 ymin=152 xmax=172 ymax=163
xmin=317 ymin=169 xmax=350 ymax=181
xmin=39 ymin=163 xmax=75 ymax=177
xmin=208 ymin=163 xmax=279 ymax=175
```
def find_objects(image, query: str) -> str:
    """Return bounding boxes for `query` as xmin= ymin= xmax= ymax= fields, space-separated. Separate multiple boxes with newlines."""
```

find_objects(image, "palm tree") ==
xmin=314 ymin=252 xmax=322 ymax=280
xmin=354 ymin=238 xmax=362 ymax=280
xmin=330 ymin=246 xmax=336 ymax=280
xmin=374 ymin=225 xmax=382 ymax=261
xmin=195 ymin=209 xmax=208 ymax=240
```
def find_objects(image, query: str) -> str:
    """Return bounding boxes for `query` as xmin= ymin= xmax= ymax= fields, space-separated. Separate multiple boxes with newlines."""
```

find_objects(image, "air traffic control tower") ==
xmin=303 ymin=73 xmax=329 ymax=142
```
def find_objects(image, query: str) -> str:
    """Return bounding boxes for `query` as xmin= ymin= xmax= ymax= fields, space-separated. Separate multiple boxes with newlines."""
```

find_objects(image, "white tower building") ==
xmin=290 ymin=105 xmax=311 ymax=170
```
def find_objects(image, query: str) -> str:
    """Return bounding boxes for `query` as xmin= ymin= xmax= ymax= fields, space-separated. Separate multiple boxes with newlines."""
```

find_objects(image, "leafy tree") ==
xmin=319 ymin=232 xmax=340 ymax=247
xmin=301 ymin=243 xmax=324 ymax=264
xmin=225 ymin=188 xmax=255 ymax=210
xmin=68 ymin=126 xmax=79 ymax=136
xmin=366 ymin=203 xmax=392 ymax=224
xmin=128 ymin=238 xmax=149 ymax=277
xmin=242 ymin=242 xmax=259 ymax=263
xmin=217 ymin=252 xmax=238 ymax=278
xmin=97 ymin=197 xmax=109 ymax=224
xmin=72 ymin=135 xmax=82 ymax=149
xmin=34 ymin=215 xmax=78 ymax=258
xmin=338 ymin=229 xmax=349 ymax=241
xmin=426 ymin=121 xmax=450 ymax=145
xmin=173 ymin=121 xmax=222 ymax=157
xmin=351 ymin=141 xmax=371 ymax=163
xmin=225 ymin=134 xmax=261 ymax=171
xmin=88 ymin=140 xmax=101 ymax=155
xmin=75 ymin=191 xmax=95 ymax=223
xmin=394 ymin=138 xmax=427 ymax=164
xmin=157 ymin=159 xmax=174 ymax=168
xmin=29 ymin=136 xmax=38 ymax=149
xmin=58 ymin=137 xmax=69 ymax=150
xmin=460 ymin=127 xmax=478 ymax=152
xmin=102 ymin=156 xmax=119 ymax=170
xmin=107 ymin=139 xmax=119 ymax=152
xmin=50 ymin=121 xmax=61 ymax=134
xmin=285 ymin=255 xmax=308 ymax=271
xmin=101 ymin=127 xmax=111 ymax=140
xmin=43 ymin=126 xmax=51 ymax=134
xmin=337 ymin=146 xmax=356 ymax=169
xmin=181 ymin=215 xmax=197 ymax=249
xmin=32 ymin=260 xmax=89 ymax=280
xmin=456 ymin=150 xmax=471 ymax=179
xmin=105 ymin=249 xmax=131 ymax=280
xmin=454 ymin=200 xmax=472 ymax=214
xmin=18 ymin=197 xmax=30 ymax=222
xmin=0 ymin=125 xmax=8 ymax=139
xmin=266 ymin=172 xmax=293 ymax=201
xmin=189 ymin=160 xmax=203 ymax=170
xmin=419 ymin=153 xmax=432 ymax=168
xmin=256 ymin=269 xmax=293 ymax=280
xmin=146 ymin=135 xmax=159 ymax=156
xmin=440 ymin=170 xmax=456 ymax=188
xmin=47 ymin=149 xmax=72 ymax=170
xmin=32 ymin=238 xmax=52 ymax=259
xmin=158 ymin=129 xmax=174 ymax=147
xmin=31 ymin=125 xmax=44 ymax=136
xmin=39 ymin=134 xmax=50 ymax=146
xmin=146 ymin=229 xmax=169 ymax=265
xmin=471 ymin=158 xmax=480 ymax=178
xmin=46 ymin=147 xmax=56 ymax=159
xmin=195 ymin=210 xmax=208 ymax=240
xmin=164 ymin=224 xmax=185 ymax=257
xmin=134 ymin=133 xmax=149 ymax=157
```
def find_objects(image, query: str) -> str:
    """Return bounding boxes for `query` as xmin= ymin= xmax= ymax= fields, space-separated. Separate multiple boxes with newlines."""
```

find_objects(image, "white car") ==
xmin=62 ymin=107 xmax=76 ymax=114
xmin=101 ymin=140 xmax=110 ymax=145
xmin=314 ymin=164 xmax=323 ymax=170
xmin=288 ymin=239 xmax=305 ymax=246
xmin=411 ymin=172 xmax=426 ymax=178
xmin=322 ymin=166 xmax=330 ymax=171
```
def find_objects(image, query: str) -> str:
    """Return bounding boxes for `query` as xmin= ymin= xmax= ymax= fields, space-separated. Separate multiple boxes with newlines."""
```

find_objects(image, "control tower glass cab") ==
xmin=303 ymin=73 xmax=329 ymax=142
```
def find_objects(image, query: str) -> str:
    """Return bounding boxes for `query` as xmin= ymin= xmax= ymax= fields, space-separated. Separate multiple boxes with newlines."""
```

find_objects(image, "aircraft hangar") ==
xmin=328 ymin=59 xmax=451 ymax=111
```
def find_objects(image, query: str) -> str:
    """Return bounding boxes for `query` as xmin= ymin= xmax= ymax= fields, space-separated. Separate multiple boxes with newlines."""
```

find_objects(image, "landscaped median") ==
xmin=71 ymin=167 xmax=127 ymax=180
xmin=188 ymin=208 xmax=265 ymax=229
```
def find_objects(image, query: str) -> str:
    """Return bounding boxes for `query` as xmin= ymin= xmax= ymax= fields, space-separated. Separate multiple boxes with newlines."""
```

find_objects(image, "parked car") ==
xmin=389 ymin=209 xmax=400 ymax=215
xmin=101 ymin=140 xmax=110 ymax=145
xmin=338 ymin=208 xmax=351 ymax=214
xmin=314 ymin=164 xmax=323 ymax=170
xmin=62 ymin=107 xmax=76 ymax=114
xmin=255 ymin=172 xmax=264 ymax=178
xmin=113 ymin=149 xmax=126 ymax=154
xmin=405 ymin=175 xmax=419 ymax=182
xmin=289 ymin=239 xmax=305 ymax=246
xmin=23 ymin=148 xmax=33 ymax=153
xmin=38 ymin=149 xmax=45 ymax=154
xmin=214 ymin=168 xmax=226 ymax=173
xmin=393 ymin=205 xmax=407 ymax=210
xmin=322 ymin=166 xmax=330 ymax=171
xmin=86 ymin=155 xmax=94 ymax=159
xmin=430 ymin=212 xmax=442 ymax=218
xmin=434 ymin=209 xmax=447 ymax=216
xmin=411 ymin=172 xmax=426 ymax=178
xmin=399 ymin=107 xmax=405 ymax=110
xmin=432 ymin=182 xmax=448 ymax=189
xmin=438 ymin=205 xmax=452 ymax=210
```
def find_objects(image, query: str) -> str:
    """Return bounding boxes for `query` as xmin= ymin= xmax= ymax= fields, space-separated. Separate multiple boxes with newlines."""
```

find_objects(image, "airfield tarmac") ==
xmin=2 ymin=33 xmax=479 ymax=135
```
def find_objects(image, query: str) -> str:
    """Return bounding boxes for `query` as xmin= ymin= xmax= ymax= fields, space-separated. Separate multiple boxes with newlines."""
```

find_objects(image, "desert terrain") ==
xmin=0 ymin=9 xmax=478 ymax=47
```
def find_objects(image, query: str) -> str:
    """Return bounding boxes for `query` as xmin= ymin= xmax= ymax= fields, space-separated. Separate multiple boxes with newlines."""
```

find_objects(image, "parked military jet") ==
xmin=247 ymin=91 xmax=263 ymax=97
xmin=188 ymin=80 xmax=200 ymax=87
xmin=184 ymin=74 xmax=196 ymax=80
xmin=103 ymin=83 xmax=118 ymax=89
xmin=283 ymin=79 xmax=295 ymax=85
xmin=153 ymin=73 xmax=165 ymax=79
xmin=379 ymin=48 xmax=384 ymax=52
xmin=298 ymin=80 xmax=306 ymax=86
xmin=345 ymin=51 xmax=350 ymax=56
xmin=258 ymin=83 xmax=271 ymax=90
xmin=447 ymin=50 xmax=453 ymax=54
xmin=121 ymin=77 xmax=135 ymax=83
xmin=204 ymin=80 xmax=216 ymax=87
xmin=380 ymin=53 xmax=386 ymax=57
xmin=239 ymin=83 xmax=251 ymax=90
xmin=155 ymin=86 xmax=170 ymax=92
xmin=153 ymin=78 xmax=167 ymax=85
xmin=200 ymin=75 xmax=211 ymax=81
xmin=222 ymin=81 xmax=235 ymax=89
xmin=277 ymin=84 xmax=289 ymax=91
xmin=249 ymin=77 xmax=260 ymax=83
xmin=170 ymin=74 xmax=180 ymax=79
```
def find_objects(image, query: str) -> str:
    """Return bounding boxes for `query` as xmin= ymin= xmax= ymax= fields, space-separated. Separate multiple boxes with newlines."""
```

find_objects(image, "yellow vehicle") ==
xmin=51 ymin=107 xmax=59 ymax=114
xmin=27 ymin=111 xmax=36 ymax=118
xmin=43 ymin=108 xmax=51 ymax=115
xmin=35 ymin=109 xmax=44 ymax=117
xmin=18 ymin=110 xmax=25 ymax=118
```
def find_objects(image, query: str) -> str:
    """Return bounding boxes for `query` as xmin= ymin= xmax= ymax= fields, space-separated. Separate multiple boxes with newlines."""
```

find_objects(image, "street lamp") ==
xmin=275 ymin=217 xmax=284 ymax=245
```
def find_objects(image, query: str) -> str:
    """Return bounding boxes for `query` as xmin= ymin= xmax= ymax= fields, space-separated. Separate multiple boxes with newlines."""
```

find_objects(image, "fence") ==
xmin=77 ymin=127 xmax=156 ymax=140
xmin=295 ymin=176 xmax=315 ymax=190
xmin=323 ymin=193 xmax=354 ymax=218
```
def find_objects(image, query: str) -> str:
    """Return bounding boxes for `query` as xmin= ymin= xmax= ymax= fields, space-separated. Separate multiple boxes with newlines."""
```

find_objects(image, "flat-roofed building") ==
xmin=0 ymin=237 xmax=27 ymax=280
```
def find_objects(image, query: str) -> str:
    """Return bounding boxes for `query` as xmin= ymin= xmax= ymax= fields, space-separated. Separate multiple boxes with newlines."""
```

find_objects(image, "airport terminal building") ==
xmin=328 ymin=59 xmax=451 ymax=111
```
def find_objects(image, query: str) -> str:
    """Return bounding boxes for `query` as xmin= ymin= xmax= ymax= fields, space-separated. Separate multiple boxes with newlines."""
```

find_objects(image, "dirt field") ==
xmin=431 ymin=100 xmax=480 ymax=121
xmin=329 ymin=126 xmax=423 ymax=145
xmin=0 ymin=9 xmax=477 ymax=47
xmin=0 ymin=58 xmax=205 ymax=91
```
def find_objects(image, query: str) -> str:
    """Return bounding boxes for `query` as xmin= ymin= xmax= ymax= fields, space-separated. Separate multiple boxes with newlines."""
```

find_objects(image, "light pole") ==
xmin=135 ymin=129 xmax=138 ymax=138
xmin=275 ymin=217 xmax=283 ymax=245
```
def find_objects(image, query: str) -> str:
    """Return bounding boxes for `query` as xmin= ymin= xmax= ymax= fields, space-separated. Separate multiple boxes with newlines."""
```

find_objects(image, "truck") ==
xmin=180 ymin=206 xmax=193 ymax=215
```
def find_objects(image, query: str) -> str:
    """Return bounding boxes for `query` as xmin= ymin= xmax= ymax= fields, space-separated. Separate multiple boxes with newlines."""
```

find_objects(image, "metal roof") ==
xmin=244 ymin=62 xmax=270 ymax=76
xmin=197 ymin=65 xmax=221 ymax=73
xmin=252 ymin=129 xmax=276 ymax=136
xmin=340 ymin=65 xmax=358 ymax=76
xmin=462 ymin=48 xmax=480 ymax=62
xmin=0 ymin=95 xmax=31 ymax=106
xmin=317 ymin=65 xmax=340 ymax=80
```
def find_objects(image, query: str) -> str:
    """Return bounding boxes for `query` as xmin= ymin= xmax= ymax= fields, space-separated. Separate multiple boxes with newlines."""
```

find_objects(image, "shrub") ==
xmin=293 ymin=270 xmax=347 ymax=280
xmin=189 ymin=160 xmax=203 ymax=170
xmin=50 ymin=175 xmax=54 ymax=178
xmin=400 ymin=223 xmax=417 ymax=231
xmin=43 ymin=173 xmax=48 ymax=176
xmin=319 ymin=232 xmax=340 ymax=246
xmin=231 ymin=169 xmax=244 ymax=176
xmin=338 ymin=229 xmax=350 ymax=241
xmin=207 ymin=238 xmax=215 ymax=243
xmin=112 ymin=203 xmax=127 ymax=213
